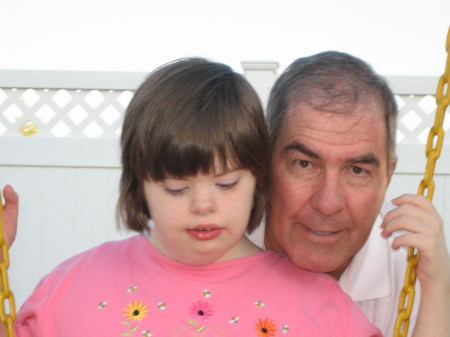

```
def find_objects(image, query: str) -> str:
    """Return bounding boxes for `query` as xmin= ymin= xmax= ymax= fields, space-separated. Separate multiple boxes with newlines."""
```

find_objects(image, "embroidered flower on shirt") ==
xmin=124 ymin=301 xmax=149 ymax=321
xmin=255 ymin=318 xmax=277 ymax=337
xmin=229 ymin=317 xmax=240 ymax=324
xmin=202 ymin=289 xmax=211 ymax=298
xmin=254 ymin=301 xmax=265 ymax=307
xmin=282 ymin=325 xmax=290 ymax=333
xmin=157 ymin=302 xmax=167 ymax=310
xmin=188 ymin=300 xmax=214 ymax=321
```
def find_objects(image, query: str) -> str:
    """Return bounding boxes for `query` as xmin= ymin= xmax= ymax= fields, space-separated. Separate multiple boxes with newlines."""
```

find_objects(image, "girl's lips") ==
xmin=187 ymin=224 xmax=222 ymax=241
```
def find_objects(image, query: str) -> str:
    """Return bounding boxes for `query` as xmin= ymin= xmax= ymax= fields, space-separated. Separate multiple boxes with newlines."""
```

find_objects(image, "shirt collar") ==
xmin=338 ymin=202 xmax=395 ymax=302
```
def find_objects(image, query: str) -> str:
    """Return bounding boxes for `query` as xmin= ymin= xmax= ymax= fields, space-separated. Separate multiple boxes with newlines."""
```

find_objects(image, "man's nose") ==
xmin=310 ymin=171 xmax=344 ymax=216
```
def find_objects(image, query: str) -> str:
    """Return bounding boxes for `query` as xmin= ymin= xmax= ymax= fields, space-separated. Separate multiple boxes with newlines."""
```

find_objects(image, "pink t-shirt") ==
xmin=15 ymin=234 xmax=382 ymax=337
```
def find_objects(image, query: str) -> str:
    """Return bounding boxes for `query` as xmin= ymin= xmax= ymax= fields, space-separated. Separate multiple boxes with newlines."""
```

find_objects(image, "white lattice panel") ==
xmin=395 ymin=94 xmax=450 ymax=143
xmin=1 ymin=88 xmax=448 ymax=144
xmin=0 ymin=88 xmax=133 ymax=138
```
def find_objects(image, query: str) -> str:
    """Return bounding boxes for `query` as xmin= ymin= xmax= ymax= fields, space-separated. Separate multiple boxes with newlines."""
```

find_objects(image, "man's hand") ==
xmin=1 ymin=185 xmax=19 ymax=248
xmin=381 ymin=193 xmax=450 ymax=337
xmin=381 ymin=193 xmax=450 ymax=289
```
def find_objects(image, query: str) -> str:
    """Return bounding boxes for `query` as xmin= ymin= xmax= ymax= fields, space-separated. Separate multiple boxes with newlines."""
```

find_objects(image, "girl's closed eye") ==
xmin=162 ymin=180 xmax=189 ymax=195
xmin=164 ymin=186 xmax=188 ymax=195
xmin=216 ymin=180 xmax=238 ymax=190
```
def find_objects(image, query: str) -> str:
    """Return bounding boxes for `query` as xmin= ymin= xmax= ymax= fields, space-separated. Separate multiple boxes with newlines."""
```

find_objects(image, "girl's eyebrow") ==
xmin=161 ymin=167 xmax=242 ymax=180
xmin=214 ymin=167 xmax=241 ymax=178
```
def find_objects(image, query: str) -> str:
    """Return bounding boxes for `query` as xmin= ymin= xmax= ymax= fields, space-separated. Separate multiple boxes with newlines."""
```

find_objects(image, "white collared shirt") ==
xmin=339 ymin=201 xmax=420 ymax=337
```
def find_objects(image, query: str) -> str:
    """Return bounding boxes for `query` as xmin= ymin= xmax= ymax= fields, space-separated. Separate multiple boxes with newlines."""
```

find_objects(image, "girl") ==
xmin=12 ymin=58 xmax=381 ymax=336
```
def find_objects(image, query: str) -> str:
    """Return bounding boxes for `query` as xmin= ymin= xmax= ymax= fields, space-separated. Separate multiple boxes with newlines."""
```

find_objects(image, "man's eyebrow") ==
xmin=283 ymin=141 xmax=320 ymax=159
xmin=283 ymin=141 xmax=381 ymax=167
xmin=347 ymin=154 xmax=380 ymax=167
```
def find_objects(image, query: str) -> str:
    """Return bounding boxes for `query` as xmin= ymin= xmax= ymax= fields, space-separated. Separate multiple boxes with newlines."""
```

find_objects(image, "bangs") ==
xmin=140 ymin=97 xmax=255 ymax=180
xmin=146 ymin=125 xmax=242 ymax=180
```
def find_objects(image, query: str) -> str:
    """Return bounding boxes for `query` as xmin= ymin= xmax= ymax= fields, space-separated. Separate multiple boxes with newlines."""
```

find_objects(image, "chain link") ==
xmin=394 ymin=26 xmax=450 ymax=337
xmin=0 ymin=196 xmax=16 ymax=337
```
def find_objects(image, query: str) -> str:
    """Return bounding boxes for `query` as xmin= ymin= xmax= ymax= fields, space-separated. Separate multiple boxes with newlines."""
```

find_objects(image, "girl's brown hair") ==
xmin=116 ymin=58 xmax=271 ymax=234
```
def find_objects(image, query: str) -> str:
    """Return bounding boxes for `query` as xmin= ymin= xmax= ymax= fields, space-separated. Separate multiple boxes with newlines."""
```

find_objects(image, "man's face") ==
xmin=268 ymin=100 xmax=395 ymax=279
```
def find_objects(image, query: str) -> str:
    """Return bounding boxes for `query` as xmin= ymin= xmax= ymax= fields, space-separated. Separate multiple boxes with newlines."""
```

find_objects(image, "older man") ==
xmin=264 ymin=51 xmax=450 ymax=337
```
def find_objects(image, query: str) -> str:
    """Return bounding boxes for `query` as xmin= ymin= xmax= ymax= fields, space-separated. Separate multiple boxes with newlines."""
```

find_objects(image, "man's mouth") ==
xmin=309 ymin=230 xmax=335 ymax=236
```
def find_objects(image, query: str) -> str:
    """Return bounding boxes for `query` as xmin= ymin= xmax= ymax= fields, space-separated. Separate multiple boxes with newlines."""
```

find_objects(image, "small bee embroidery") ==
xmin=97 ymin=301 xmax=108 ymax=309
xmin=254 ymin=301 xmax=265 ymax=307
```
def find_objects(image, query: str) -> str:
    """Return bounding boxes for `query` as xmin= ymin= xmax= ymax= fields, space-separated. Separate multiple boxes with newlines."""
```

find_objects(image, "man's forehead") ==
xmin=278 ymin=104 xmax=389 ymax=161
xmin=284 ymin=100 xmax=385 ymax=133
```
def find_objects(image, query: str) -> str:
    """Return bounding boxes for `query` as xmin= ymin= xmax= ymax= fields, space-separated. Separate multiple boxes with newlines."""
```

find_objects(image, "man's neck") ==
xmin=327 ymin=258 xmax=353 ymax=280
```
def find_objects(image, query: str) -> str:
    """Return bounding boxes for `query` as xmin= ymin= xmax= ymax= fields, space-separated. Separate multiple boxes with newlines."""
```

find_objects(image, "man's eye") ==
xmin=350 ymin=166 xmax=365 ymax=175
xmin=295 ymin=160 xmax=311 ymax=168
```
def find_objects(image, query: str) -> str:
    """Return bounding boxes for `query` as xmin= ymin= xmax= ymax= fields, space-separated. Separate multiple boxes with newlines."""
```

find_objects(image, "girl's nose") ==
xmin=189 ymin=190 xmax=217 ymax=215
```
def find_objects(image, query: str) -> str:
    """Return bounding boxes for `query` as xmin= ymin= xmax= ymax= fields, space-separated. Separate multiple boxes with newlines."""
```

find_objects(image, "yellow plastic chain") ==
xmin=393 ymin=26 xmax=450 ymax=337
xmin=0 ymin=197 xmax=16 ymax=337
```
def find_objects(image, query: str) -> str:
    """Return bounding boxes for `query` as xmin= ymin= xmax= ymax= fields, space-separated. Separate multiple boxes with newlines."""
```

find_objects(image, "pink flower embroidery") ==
xmin=188 ymin=300 xmax=214 ymax=321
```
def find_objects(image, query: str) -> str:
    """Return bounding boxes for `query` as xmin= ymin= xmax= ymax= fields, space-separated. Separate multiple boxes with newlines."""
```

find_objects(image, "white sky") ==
xmin=1 ymin=0 xmax=449 ymax=76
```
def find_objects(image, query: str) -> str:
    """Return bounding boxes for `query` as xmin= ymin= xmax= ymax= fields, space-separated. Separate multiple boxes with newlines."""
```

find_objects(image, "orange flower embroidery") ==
xmin=255 ymin=318 xmax=277 ymax=336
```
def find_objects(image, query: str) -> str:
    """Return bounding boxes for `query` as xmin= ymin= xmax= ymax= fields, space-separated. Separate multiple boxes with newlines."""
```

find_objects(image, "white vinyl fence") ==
xmin=1 ymin=64 xmax=449 ymax=309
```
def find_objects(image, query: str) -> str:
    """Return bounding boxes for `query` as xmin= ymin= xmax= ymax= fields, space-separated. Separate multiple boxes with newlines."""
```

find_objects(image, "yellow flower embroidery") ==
xmin=124 ymin=301 xmax=149 ymax=321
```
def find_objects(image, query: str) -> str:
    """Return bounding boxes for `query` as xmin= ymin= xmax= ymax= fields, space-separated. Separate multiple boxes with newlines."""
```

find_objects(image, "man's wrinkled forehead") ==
xmin=287 ymin=81 xmax=369 ymax=115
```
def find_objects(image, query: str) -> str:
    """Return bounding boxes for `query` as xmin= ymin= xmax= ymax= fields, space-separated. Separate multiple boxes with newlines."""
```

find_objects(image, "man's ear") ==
xmin=387 ymin=157 xmax=397 ymax=185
